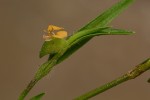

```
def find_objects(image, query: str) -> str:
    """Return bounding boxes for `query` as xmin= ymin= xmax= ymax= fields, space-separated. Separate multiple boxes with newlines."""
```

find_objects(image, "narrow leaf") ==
xmin=76 ymin=28 xmax=134 ymax=41
xmin=68 ymin=27 xmax=134 ymax=45
xmin=54 ymin=0 xmax=134 ymax=63
xmin=56 ymin=27 xmax=134 ymax=63
xmin=79 ymin=0 xmax=135 ymax=31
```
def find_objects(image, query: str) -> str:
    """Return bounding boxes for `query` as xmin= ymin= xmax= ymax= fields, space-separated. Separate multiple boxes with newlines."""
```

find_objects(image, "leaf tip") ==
xmin=30 ymin=92 xmax=45 ymax=100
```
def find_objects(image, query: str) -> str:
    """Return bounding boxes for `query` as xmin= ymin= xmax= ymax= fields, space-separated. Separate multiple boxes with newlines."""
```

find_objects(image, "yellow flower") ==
xmin=43 ymin=25 xmax=68 ymax=41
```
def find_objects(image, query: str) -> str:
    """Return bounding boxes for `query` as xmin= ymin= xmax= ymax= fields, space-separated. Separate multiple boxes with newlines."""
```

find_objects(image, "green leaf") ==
xmin=40 ymin=38 xmax=68 ymax=58
xmin=30 ymin=93 xmax=45 ymax=100
xmin=75 ymin=28 xmax=134 ymax=43
xmin=53 ymin=0 xmax=134 ymax=63
xmin=68 ymin=27 xmax=134 ymax=45
xmin=56 ymin=27 xmax=134 ymax=63
xmin=79 ymin=0 xmax=135 ymax=31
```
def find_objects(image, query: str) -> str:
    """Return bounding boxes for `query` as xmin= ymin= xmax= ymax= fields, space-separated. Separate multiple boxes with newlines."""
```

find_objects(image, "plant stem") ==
xmin=18 ymin=46 xmax=68 ymax=100
xmin=74 ymin=58 xmax=150 ymax=100
xmin=18 ymin=79 xmax=38 ymax=100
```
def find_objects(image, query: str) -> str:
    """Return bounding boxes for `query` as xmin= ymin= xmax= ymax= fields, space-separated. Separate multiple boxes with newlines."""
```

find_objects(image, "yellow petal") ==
xmin=53 ymin=31 xmax=68 ymax=38
xmin=47 ymin=25 xmax=64 ymax=31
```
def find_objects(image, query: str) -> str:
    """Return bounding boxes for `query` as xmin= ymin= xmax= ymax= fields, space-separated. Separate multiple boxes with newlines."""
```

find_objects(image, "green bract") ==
xmin=40 ymin=38 xmax=68 ymax=58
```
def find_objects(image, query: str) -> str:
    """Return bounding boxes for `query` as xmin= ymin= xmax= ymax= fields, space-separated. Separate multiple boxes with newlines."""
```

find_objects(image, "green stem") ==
xmin=18 ymin=79 xmax=38 ymax=100
xmin=18 ymin=46 xmax=68 ymax=100
xmin=74 ymin=58 xmax=150 ymax=100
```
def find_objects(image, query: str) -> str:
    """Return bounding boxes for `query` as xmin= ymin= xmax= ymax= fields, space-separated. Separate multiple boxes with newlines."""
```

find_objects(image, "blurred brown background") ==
xmin=0 ymin=0 xmax=150 ymax=100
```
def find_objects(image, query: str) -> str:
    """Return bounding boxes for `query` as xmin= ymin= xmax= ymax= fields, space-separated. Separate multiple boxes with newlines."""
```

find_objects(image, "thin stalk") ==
xmin=74 ymin=58 xmax=150 ymax=100
xmin=18 ymin=47 xmax=68 ymax=100
xmin=18 ymin=79 xmax=38 ymax=100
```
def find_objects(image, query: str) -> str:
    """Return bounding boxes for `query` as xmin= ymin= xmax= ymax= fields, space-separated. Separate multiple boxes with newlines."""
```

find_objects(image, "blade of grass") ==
xmin=79 ymin=0 xmax=135 ymax=31
xmin=55 ymin=0 xmax=135 ymax=64
xmin=67 ymin=27 xmax=134 ymax=45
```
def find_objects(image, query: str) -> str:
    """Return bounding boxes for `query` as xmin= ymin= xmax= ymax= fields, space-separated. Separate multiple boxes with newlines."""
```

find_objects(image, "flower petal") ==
xmin=53 ymin=31 xmax=68 ymax=38
xmin=48 ymin=25 xmax=64 ymax=31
